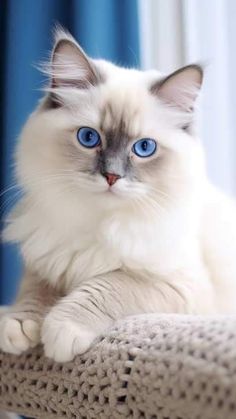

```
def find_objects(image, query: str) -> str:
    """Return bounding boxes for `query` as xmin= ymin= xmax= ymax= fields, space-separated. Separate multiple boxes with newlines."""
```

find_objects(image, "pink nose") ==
xmin=104 ymin=173 xmax=121 ymax=186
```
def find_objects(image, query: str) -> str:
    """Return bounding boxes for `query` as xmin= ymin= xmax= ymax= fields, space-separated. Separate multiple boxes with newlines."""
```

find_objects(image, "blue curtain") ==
xmin=0 ymin=0 xmax=140 ymax=304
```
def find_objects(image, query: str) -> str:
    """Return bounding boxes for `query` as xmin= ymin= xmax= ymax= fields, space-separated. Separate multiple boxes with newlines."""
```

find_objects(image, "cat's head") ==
xmin=16 ymin=28 xmax=205 ymax=216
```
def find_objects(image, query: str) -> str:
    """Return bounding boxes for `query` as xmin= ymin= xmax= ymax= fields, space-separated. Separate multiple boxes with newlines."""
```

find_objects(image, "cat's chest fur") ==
xmin=11 ymin=199 xmax=201 ymax=290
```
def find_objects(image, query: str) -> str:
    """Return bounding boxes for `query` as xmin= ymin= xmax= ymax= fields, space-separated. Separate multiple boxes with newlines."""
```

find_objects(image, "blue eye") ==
xmin=132 ymin=138 xmax=157 ymax=158
xmin=77 ymin=127 xmax=101 ymax=148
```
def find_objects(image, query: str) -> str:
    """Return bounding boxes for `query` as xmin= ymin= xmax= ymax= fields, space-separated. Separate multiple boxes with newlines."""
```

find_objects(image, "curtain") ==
xmin=0 ymin=0 xmax=140 ymax=304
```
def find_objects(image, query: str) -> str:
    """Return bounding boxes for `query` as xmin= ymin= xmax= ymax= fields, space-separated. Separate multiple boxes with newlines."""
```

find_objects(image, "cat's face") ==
xmin=16 ymin=29 xmax=205 ymax=216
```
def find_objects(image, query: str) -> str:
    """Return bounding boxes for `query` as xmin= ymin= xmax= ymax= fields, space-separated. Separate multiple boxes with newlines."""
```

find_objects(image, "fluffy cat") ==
xmin=1 ymin=29 xmax=236 ymax=363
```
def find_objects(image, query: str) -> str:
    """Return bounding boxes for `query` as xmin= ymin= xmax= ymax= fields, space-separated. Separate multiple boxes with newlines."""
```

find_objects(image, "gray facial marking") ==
xmin=96 ymin=103 xmax=135 ymax=178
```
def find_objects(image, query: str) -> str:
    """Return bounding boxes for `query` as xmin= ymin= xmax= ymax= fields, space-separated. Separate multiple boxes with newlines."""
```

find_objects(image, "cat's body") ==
xmin=1 ymin=29 xmax=236 ymax=362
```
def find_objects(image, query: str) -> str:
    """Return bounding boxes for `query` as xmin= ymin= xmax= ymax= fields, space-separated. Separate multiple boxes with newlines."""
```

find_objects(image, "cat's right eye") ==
xmin=132 ymin=138 xmax=157 ymax=158
xmin=77 ymin=127 xmax=101 ymax=148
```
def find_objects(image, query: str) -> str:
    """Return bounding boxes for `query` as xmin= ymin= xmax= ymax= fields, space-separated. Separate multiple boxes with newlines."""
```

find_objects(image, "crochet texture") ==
xmin=0 ymin=314 xmax=236 ymax=419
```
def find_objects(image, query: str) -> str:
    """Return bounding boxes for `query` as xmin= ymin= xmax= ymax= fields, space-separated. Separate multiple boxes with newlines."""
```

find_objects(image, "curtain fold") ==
xmin=0 ymin=0 xmax=140 ymax=304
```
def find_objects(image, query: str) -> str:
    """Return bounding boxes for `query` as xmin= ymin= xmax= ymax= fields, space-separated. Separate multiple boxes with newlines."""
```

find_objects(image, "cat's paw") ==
xmin=41 ymin=313 xmax=97 ymax=362
xmin=0 ymin=316 xmax=41 ymax=355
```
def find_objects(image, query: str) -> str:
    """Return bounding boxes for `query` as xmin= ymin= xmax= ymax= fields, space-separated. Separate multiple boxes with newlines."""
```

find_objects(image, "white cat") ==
xmin=1 ymin=28 xmax=236 ymax=362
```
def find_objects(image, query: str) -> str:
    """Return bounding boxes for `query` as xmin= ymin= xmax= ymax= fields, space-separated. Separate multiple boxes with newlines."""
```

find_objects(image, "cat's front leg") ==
xmin=42 ymin=269 xmax=202 ymax=363
xmin=0 ymin=271 xmax=58 ymax=355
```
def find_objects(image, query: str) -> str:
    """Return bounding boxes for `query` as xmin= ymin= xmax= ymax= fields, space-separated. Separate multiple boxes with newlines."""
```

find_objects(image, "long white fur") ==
xmin=1 ymin=29 xmax=236 ymax=362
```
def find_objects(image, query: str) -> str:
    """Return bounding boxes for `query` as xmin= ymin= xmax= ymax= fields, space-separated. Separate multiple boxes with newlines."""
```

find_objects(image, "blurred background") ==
xmin=0 ymin=0 xmax=236 ymax=305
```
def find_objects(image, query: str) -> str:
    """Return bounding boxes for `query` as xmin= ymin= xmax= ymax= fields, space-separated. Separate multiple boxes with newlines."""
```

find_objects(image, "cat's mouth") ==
xmin=97 ymin=177 xmax=130 ymax=198
xmin=75 ymin=173 xmax=147 ymax=199
xmin=106 ymin=185 xmax=123 ymax=196
xmin=104 ymin=179 xmax=146 ymax=200
xmin=97 ymin=173 xmax=148 ymax=200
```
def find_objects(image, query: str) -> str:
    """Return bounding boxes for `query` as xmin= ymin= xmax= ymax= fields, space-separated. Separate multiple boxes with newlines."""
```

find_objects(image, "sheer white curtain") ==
xmin=139 ymin=0 xmax=236 ymax=195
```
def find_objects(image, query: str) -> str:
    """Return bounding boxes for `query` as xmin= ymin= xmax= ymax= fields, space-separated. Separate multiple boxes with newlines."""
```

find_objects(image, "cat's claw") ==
xmin=0 ymin=316 xmax=41 ymax=355
xmin=42 ymin=313 xmax=96 ymax=362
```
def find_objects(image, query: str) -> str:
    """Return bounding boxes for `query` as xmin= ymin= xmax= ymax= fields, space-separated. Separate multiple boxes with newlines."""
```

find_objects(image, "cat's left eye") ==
xmin=77 ymin=127 xmax=101 ymax=148
xmin=132 ymin=138 xmax=157 ymax=158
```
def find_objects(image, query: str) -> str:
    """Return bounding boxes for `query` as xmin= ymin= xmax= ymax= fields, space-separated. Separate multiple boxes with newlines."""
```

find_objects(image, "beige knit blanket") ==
xmin=0 ymin=314 xmax=236 ymax=419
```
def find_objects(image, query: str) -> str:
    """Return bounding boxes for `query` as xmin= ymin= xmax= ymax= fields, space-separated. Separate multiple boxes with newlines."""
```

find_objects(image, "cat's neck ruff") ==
xmin=4 ymin=180 xmax=205 ymax=291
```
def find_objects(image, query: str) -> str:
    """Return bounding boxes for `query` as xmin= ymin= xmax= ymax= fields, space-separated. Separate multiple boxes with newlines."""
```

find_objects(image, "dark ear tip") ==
xmin=188 ymin=63 xmax=204 ymax=82
xmin=52 ymin=26 xmax=80 ymax=58
xmin=174 ymin=63 xmax=204 ymax=84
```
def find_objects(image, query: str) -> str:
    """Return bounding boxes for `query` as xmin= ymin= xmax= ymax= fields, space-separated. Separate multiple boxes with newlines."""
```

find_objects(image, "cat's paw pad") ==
xmin=42 ymin=314 xmax=96 ymax=362
xmin=0 ymin=317 xmax=40 ymax=355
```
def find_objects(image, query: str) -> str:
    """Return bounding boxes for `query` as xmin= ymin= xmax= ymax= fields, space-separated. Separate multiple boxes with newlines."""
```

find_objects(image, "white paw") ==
xmin=0 ymin=316 xmax=41 ymax=355
xmin=41 ymin=313 xmax=97 ymax=363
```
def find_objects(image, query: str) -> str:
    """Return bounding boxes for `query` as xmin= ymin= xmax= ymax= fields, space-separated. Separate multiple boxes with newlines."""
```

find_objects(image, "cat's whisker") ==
xmin=1 ymin=174 xmax=79 ymax=218
xmin=146 ymin=197 xmax=168 ymax=216
xmin=0 ymin=190 xmax=28 ymax=219
xmin=0 ymin=184 xmax=22 ymax=198
xmin=146 ymin=184 xmax=180 ymax=208
xmin=133 ymin=195 xmax=167 ymax=219
xmin=9 ymin=184 xmax=75 ymax=218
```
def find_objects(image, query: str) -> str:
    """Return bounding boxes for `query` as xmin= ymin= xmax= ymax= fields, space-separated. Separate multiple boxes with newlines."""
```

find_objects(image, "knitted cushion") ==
xmin=0 ymin=314 xmax=236 ymax=419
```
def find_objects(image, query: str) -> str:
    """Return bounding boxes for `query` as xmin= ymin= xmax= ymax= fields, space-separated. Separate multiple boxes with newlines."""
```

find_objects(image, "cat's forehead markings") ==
xmin=100 ymin=101 xmax=140 ymax=141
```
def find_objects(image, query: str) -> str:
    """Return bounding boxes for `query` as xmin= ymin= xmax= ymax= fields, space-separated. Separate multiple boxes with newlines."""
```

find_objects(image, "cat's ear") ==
xmin=151 ymin=64 xmax=203 ymax=113
xmin=50 ymin=29 xmax=102 ymax=89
